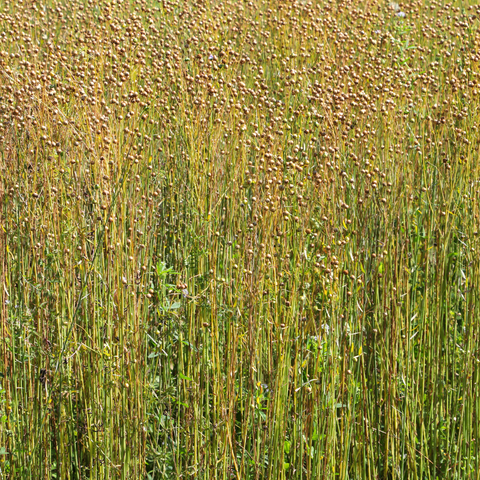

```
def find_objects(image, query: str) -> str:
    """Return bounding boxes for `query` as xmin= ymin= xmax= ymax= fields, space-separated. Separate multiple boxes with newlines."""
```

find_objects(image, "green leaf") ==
xmin=156 ymin=261 xmax=178 ymax=277
xmin=179 ymin=372 xmax=194 ymax=382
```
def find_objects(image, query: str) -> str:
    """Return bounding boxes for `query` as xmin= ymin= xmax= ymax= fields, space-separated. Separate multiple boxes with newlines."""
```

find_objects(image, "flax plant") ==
xmin=1 ymin=0 xmax=480 ymax=479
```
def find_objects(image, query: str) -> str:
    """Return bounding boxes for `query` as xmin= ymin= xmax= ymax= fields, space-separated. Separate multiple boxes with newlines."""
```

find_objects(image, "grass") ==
xmin=1 ymin=0 xmax=480 ymax=478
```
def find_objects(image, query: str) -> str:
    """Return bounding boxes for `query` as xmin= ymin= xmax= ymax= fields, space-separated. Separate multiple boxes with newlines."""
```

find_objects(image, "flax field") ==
xmin=1 ymin=0 xmax=480 ymax=478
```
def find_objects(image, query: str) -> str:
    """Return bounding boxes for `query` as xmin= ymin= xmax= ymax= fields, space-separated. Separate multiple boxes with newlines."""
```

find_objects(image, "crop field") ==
xmin=1 ymin=0 xmax=480 ymax=478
